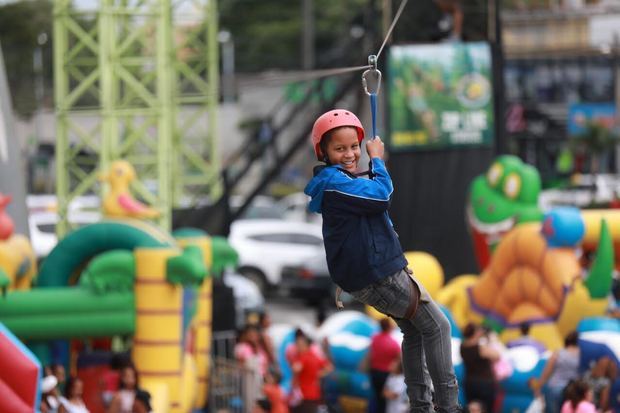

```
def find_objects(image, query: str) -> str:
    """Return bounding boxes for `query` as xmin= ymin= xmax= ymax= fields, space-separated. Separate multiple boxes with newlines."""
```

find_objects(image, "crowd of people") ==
xmin=458 ymin=322 xmax=618 ymax=413
xmin=234 ymin=312 xmax=334 ymax=413
xmin=233 ymin=313 xmax=411 ymax=413
xmin=529 ymin=331 xmax=617 ymax=413
xmin=37 ymin=311 xmax=618 ymax=413
xmin=39 ymin=355 xmax=153 ymax=413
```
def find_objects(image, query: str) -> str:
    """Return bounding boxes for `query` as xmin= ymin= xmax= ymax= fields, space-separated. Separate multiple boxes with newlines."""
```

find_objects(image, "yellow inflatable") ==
xmin=100 ymin=160 xmax=159 ymax=219
xmin=366 ymin=251 xmax=445 ymax=320
xmin=404 ymin=251 xmax=444 ymax=298
xmin=436 ymin=274 xmax=479 ymax=328
xmin=0 ymin=194 xmax=36 ymax=292
xmin=440 ymin=222 xmax=612 ymax=350
xmin=0 ymin=235 xmax=37 ymax=291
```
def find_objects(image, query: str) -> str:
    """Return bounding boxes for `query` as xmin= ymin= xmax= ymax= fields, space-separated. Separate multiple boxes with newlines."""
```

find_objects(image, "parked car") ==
xmin=228 ymin=219 xmax=324 ymax=293
xmin=280 ymin=251 xmax=356 ymax=306
xmin=280 ymin=251 xmax=333 ymax=304
xmin=278 ymin=192 xmax=321 ymax=224
xmin=230 ymin=195 xmax=286 ymax=220
xmin=222 ymin=271 xmax=265 ymax=328
xmin=27 ymin=195 xmax=101 ymax=259
xmin=28 ymin=210 xmax=101 ymax=259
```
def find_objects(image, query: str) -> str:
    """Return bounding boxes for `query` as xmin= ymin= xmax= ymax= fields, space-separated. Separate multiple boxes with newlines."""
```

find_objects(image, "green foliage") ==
xmin=574 ymin=121 xmax=618 ymax=155
xmin=570 ymin=121 xmax=619 ymax=174
xmin=219 ymin=0 xmax=367 ymax=72
xmin=0 ymin=0 xmax=53 ymax=118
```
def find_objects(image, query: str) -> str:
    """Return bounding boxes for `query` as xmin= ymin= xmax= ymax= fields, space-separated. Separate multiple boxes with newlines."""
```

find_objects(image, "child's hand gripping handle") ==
xmin=366 ymin=137 xmax=384 ymax=160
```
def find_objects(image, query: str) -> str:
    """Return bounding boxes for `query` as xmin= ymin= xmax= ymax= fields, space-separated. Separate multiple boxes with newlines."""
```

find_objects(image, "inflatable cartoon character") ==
xmin=100 ymin=160 xmax=159 ymax=219
xmin=468 ymin=155 xmax=543 ymax=269
xmin=0 ymin=193 xmax=36 ymax=292
xmin=445 ymin=208 xmax=613 ymax=350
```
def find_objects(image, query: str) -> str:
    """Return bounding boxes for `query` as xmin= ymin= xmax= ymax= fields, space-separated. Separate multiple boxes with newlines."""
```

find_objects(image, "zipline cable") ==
xmin=238 ymin=0 xmax=410 ymax=86
xmin=376 ymin=0 xmax=410 ymax=59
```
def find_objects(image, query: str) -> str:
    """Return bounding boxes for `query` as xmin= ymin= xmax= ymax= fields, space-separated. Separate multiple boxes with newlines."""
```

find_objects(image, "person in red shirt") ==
xmin=262 ymin=369 xmax=289 ymax=413
xmin=368 ymin=317 xmax=401 ymax=413
xmin=290 ymin=329 xmax=333 ymax=413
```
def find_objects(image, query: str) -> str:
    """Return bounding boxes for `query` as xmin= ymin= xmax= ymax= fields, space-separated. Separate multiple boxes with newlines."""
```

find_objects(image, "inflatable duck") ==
xmin=100 ymin=160 xmax=159 ymax=219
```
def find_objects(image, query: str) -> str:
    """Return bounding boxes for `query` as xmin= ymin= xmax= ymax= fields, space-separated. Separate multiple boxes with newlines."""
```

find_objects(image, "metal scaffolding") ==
xmin=53 ymin=0 xmax=219 ymax=234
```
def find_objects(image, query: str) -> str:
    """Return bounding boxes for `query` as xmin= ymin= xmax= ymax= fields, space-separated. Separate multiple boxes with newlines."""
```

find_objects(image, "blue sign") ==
xmin=567 ymin=103 xmax=617 ymax=136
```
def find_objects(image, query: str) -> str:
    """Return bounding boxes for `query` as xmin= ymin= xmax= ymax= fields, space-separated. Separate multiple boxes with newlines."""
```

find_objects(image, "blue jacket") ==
xmin=304 ymin=158 xmax=407 ymax=292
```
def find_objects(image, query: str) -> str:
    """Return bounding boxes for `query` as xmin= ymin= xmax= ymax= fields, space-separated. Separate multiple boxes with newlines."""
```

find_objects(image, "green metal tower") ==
xmin=53 ymin=0 xmax=219 ymax=235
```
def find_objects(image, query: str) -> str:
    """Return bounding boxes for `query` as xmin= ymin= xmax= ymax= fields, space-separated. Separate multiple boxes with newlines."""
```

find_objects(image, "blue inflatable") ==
xmin=577 ymin=317 xmax=620 ymax=370
xmin=541 ymin=207 xmax=584 ymax=248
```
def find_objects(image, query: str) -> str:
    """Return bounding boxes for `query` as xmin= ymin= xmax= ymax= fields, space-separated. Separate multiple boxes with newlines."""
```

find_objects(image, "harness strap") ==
xmin=403 ymin=267 xmax=421 ymax=320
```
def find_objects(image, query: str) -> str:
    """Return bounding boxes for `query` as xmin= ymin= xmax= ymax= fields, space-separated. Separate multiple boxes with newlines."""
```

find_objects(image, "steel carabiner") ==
xmin=362 ymin=54 xmax=382 ymax=96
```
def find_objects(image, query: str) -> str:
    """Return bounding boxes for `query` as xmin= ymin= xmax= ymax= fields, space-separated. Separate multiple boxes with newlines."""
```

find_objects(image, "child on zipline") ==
xmin=304 ymin=109 xmax=460 ymax=413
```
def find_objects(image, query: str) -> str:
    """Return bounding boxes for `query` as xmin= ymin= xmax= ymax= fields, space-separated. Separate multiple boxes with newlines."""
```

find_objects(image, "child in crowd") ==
xmin=383 ymin=358 xmax=408 ymax=413
xmin=40 ymin=375 xmax=60 ymax=413
xmin=582 ymin=356 xmax=617 ymax=412
xmin=560 ymin=380 xmax=596 ymax=413
xmin=263 ymin=369 xmax=289 ymax=413
xmin=107 ymin=364 xmax=152 ymax=413
xmin=289 ymin=329 xmax=332 ymax=413
xmin=59 ymin=377 xmax=89 ymax=413
xmin=304 ymin=109 xmax=460 ymax=412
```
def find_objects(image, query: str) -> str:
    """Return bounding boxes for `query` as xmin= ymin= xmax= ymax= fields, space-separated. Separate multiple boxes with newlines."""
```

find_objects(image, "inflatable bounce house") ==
xmin=0 ymin=161 xmax=238 ymax=413
xmin=435 ymin=155 xmax=620 ymax=411
xmin=0 ymin=322 xmax=43 ymax=412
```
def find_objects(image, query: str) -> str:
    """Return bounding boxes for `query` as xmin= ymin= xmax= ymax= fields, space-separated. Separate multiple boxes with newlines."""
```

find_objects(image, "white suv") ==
xmin=228 ymin=219 xmax=324 ymax=293
xmin=27 ymin=195 xmax=101 ymax=259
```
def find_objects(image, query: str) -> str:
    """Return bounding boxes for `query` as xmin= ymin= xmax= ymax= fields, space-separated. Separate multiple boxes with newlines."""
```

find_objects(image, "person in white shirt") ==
xmin=383 ymin=358 xmax=409 ymax=413
xmin=58 ymin=377 xmax=89 ymax=413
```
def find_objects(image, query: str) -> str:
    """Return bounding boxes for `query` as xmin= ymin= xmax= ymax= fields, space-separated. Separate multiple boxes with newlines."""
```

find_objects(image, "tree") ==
xmin=0 ymin=0 xmax=53 ymax=118
xmin=219 ymin=0 xmax=368 ymax=72
xmin=392 ymin=0 xmax=488 ymax=44
xmin=571 ymin=121 xmax=618 ymax=175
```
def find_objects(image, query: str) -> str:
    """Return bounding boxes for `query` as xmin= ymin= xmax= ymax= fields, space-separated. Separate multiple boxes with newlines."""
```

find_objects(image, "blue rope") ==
xmin=370 ymin=92 xmax=377 ymax=139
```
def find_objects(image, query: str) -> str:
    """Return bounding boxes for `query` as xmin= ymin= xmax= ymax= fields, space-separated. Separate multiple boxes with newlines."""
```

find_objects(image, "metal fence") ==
xmin=209 ymin=330 xmax=262 ymax=413
xmin=212 ymin=330 xmax=237 ymax=360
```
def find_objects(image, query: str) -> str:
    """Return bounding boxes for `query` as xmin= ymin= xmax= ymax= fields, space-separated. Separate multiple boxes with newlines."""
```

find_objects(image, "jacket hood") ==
xmin=304 ymin=165 xmax=333 ymax=213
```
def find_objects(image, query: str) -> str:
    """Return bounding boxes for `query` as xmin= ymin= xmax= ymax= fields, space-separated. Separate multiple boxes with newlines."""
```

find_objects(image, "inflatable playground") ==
xmin=1 ymin=157 xmax=620 ymax=413
xmin=266 ymin=155 xmax=620 ymax=413
xmin=0 ymin=161 xmax=239 ymax=413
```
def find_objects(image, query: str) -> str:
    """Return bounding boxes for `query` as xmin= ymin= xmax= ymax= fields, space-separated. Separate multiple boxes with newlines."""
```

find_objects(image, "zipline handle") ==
xmin=362 ymin=55 xmax=381 ymax=141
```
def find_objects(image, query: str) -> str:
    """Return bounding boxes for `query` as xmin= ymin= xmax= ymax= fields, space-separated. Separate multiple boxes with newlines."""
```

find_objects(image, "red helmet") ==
xmin=311 ymin=109 xmax=365 ymax=161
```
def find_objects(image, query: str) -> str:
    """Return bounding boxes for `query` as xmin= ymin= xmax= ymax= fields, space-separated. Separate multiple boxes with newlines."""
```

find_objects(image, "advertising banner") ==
xmin=567 ymin=103 xmax=617 ymax=137
xmin=388 ymin=42 xmax=494 ymax=151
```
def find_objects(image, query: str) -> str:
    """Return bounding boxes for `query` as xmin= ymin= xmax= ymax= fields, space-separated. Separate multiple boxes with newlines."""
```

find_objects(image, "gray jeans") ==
xmin=350 ymin=269 xmax=460 ymax=413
